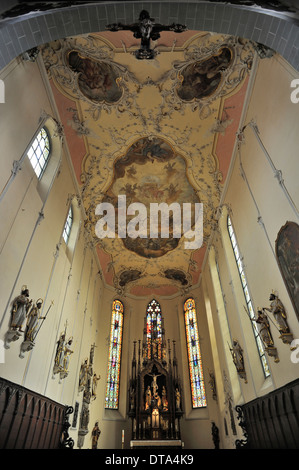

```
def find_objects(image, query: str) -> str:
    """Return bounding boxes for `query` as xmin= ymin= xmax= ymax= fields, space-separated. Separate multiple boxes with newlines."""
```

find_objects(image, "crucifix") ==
xmin=106 ymin=9 xmax=187 ymax=59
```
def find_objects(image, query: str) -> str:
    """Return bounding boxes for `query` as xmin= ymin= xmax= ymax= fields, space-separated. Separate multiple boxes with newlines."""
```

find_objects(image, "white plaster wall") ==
xmin=0 ymin=57 xmax=105 ymax=449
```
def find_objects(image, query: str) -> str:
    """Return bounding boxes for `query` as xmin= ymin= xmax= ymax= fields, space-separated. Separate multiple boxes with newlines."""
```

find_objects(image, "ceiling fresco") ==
xmin=40 ymin=29 xmax=256 ymax=297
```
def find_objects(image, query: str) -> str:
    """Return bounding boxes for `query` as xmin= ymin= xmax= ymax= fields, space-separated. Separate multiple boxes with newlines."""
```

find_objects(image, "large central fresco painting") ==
xmin=102 ymin=136 xmax=199 ymax=258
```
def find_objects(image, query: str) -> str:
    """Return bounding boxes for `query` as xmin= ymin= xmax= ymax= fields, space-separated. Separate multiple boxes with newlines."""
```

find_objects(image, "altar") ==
xmin=130 ymin=439 xmax=183 ymax=449
xmin=127 ymin=300 xmax=184 ymax=444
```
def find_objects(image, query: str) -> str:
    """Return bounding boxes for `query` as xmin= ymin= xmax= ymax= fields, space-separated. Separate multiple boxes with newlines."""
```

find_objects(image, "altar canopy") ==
xmin=128 ymin=300 xmax=183 ymax=442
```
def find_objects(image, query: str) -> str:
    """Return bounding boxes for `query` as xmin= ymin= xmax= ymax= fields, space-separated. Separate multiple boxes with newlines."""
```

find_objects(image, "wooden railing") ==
xmin=236 ymin=378 xmax=299 ymax=449
xmin=0 ymin=377 xmax=73 ymax=449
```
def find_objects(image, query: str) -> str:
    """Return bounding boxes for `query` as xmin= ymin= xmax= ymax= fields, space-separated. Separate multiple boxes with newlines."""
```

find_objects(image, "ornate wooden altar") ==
xmin=128 ymin=300 xmax=183 ymax=444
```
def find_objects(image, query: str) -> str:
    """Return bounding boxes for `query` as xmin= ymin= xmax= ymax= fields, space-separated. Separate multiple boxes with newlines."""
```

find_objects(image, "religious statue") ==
xmin=145 ymin=385 xmax=152 ymax=410
xmin=53 ymin=326 xmax=74 ymax=381
xmin=77 ymin=343 xmax=96 ymax=449
xmin=162 ymin=386 xmax=168 ymax=410
xmin=106 ymin=10 xmax=186 ymax=60
xmin=211 ymin=422 xmax=220 ymax=449
xmin=53 ymin=332 xmax=65 ymax=374
xmin=5 ymin=286 xmax=32 ymax=348
xmin=10 ymin=285 xmax=32 ymax=331
xmin=175 ymin=388 xmax=181 ymax=410
xmin=229 ymin=339 xmax=247 ymax=383
xmin=263 ymin=291 xmax=294 ymax=347
xmin=130 ymin=387 xmax=135 ymax=411
xmin=154 ymin=390 xmax=161 ymax=408
xmin=60 ymin=337 xmax=74 ymax=380
xmin=19 ymin=298 xmax=53 ymax=358
xmin=254 ymin=308 xmax=279 ymax=362
xmin=208 ymin=370 xmax=218 ymax=402
xmin=78 ymin=358 xmax=89 ymax=392
xmin=24 ymin=299 xmax=44 ymax=342
xmin=151 ymin=372 xmax=161 ymax=395
xmin=92 ymin=373 xmax=101 ymax=399
xmin=91 ymin=422 xmax=101 ymax=449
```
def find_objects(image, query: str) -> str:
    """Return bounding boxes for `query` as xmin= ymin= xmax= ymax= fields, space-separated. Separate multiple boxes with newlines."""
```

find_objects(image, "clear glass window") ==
xmin=63 ymin=206 xmax=73 ymax=244
xmin=27 ymin=127 xmax=51 ymax=179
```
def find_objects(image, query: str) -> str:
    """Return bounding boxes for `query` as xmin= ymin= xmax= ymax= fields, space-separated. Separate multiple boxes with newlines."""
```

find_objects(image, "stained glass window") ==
xmin=27 ymin=127 xmax=51 ymax=179
xmin=63 ymin=206 xmax=73 ymax=244
xmin=227 ymin=216 xmax=270 ymax=377
xmin=184 ymin=298 xmax=207 ymax=408
xmin=145 ymin=299 xmax=163 ymax=360
xmin=105 ymin=299 xmax=124 ymax=409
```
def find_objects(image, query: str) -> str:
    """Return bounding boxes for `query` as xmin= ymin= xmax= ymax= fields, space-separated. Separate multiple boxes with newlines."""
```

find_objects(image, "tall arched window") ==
xmin=63 ymin=206 xmax=73 ymax=244
xmin=27 ymin=127 xmax=51 ymax=179
xmin=184 ymin=298 xmax=207 ymax=408
xmin=145 ymin=299 xmax=163 ymax=360
xmin=105 ymin=300 xmax=124 ymax=409
xmin=227 ymin=215 xmax=270 ymax=377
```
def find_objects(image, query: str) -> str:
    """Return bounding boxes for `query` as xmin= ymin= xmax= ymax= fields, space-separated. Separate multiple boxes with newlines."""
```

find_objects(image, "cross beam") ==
xmin=106 ymin=10 xmax=187 ymax=59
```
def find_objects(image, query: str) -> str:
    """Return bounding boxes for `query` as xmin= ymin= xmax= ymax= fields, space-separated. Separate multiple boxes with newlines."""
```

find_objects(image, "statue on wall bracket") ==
xmin=229 ymin=339 xmax=247 ymax=383
xmin=77 ymin=344 xmax=99 ymax=449
xmin=52 ymin=321 xmax=74 ymax=382
xmin=91 ymin=421 xmax=101 ymax=449
xmin=5 ymin=286 xmax=53 ymax=356
xmin=263 ymin=291 xmax=295 ymax=350
xmin=253 ymin=308 xmax=279 ymax=363
xmin=106 ymin=9 xmax=187 ymax=60
xmin=19 ymin=299 xmax=53 ymax=358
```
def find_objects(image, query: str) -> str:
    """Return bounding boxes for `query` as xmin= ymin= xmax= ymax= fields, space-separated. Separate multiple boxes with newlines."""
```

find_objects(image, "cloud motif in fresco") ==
xmin=67 ymin=50 xmax=123 ymax=104
xmin=177 ymin=47 xmax=232 ymax=101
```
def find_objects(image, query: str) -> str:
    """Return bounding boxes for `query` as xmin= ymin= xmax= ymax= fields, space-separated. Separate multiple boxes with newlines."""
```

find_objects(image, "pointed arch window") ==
xmin=105 ymin=300 xmax=124 ymax=409
xmin=184 ymin=298 xmax=207 ymax=408
xmin=27 ymin=127 xmax=51 ymax=179
xmin=145 ymin=299 xmax=163 ymax=360
xmin=63 ymin=206 xmax=73 ymax=244
xmin=227 ymin=215 xmax=270 ymax=377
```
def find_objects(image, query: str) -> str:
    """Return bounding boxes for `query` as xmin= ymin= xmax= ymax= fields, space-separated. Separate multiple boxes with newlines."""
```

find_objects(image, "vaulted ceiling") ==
xmin=40 ymin=27 xmax=256 ymax=297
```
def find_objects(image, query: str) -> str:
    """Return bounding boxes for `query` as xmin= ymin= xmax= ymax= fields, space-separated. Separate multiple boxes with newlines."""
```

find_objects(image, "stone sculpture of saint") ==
xmin=62 ymin=338 xmax=74 ymax=374
xmin=91 ymin=422 xmax=101 ymax=449
xmin=10 ymin=286 xmax=32 ymax=331
xmin=230 ymin=339 xmax=247 ymax=383
xmin=264 ymin=292 xmax=290 ymax=333
xmin=255 ymin=308 xmax=274 ymax=348
xmin=24 ymin=299 xmax=44 ymax=342
xmin=79 ymin=359 xmax=88 ymax=391
xmin=162 ymin=385 xmax=168 ymax=410
xmin=92 ymin=373 xmax=101 ymax=399
xmin=175 ymin=388 xmax=181 ymax=410
xmin=145 ymin=385 xmax=152 ymax=410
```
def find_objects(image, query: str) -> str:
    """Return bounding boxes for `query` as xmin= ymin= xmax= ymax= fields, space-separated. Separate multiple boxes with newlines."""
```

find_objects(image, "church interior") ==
xmin=0 ymin=0 xmax=299 ymax=450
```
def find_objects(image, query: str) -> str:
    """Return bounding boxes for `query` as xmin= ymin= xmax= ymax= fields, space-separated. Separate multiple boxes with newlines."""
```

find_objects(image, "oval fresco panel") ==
xmin=102 ymin=137 xmax=200 ymax=258
xmin=67 ymin=50 xmax=123 ymax=103
xmin=177 ymin=47 xmax=232 ymax=101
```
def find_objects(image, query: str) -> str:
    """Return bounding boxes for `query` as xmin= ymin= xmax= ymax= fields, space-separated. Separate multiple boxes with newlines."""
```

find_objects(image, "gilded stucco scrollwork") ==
xmin=40 ymin=31 xmax=256 ymax=295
